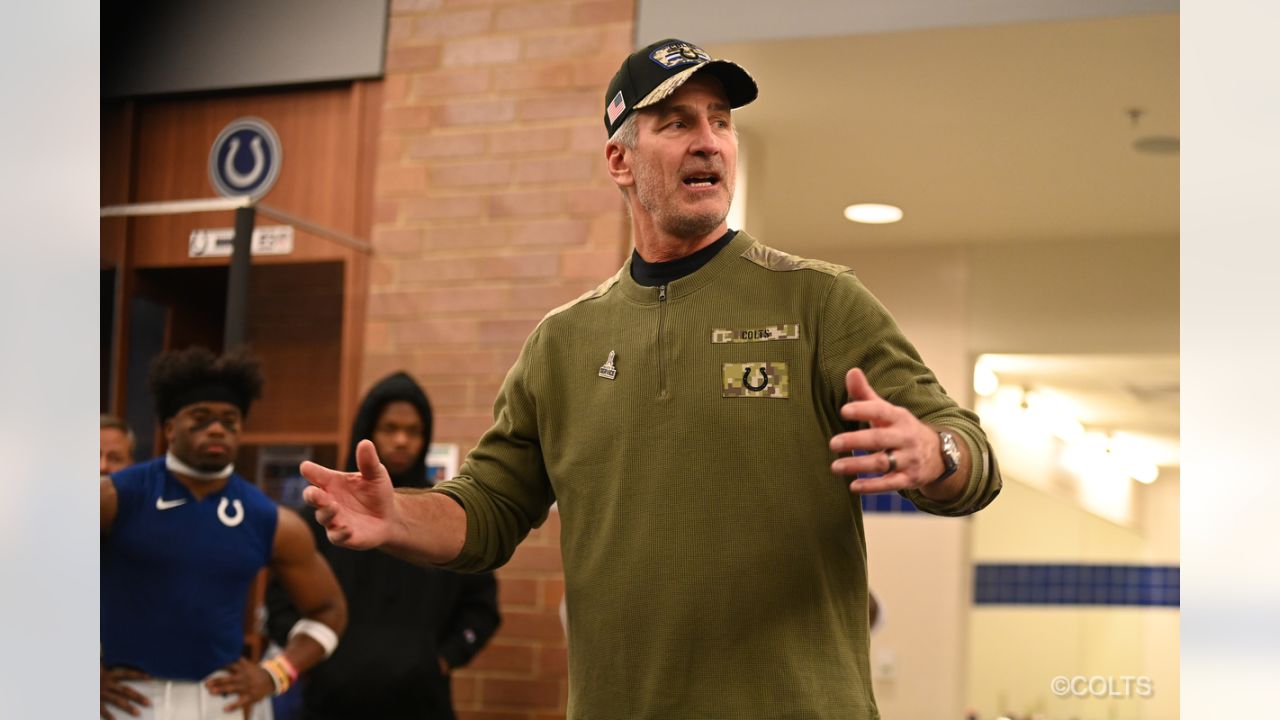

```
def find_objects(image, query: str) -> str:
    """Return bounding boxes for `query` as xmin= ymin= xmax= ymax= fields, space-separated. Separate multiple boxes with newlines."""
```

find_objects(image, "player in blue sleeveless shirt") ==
xmin=101 ymin=348 xmax=348 ymax=720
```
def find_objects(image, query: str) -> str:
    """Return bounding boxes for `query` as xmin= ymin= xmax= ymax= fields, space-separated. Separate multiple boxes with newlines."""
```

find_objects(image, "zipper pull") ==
xmin=659 ymin=284 xmax=667 ymax=302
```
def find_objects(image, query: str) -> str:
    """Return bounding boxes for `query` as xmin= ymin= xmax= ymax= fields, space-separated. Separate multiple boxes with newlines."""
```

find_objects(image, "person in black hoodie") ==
xmin=267 ymin=372 xmax=500 ymax=720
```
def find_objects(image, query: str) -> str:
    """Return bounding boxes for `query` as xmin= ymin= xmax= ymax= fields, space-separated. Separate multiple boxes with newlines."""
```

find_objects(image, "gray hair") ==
xmin=101 ymin=413 xmax=137 ymax=451
xmin=608 ymin=112 xmax=639 ymax=149
xmin=607 ymin=113 xmax=640 ymax=200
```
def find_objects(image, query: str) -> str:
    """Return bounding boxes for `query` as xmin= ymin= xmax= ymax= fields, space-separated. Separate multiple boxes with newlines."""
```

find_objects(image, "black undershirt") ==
xmin=630 ymin=229 xmax=737 ymax=287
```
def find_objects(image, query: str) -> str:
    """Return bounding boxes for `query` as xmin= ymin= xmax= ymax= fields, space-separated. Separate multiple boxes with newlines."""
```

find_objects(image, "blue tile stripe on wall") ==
xmin=860 ymin=493 xmax=921 ymax=513
xmin=854 ymin=450 xmax=921 ymax=512
xmin=973 ymin=563 xmax=1179 ymax=607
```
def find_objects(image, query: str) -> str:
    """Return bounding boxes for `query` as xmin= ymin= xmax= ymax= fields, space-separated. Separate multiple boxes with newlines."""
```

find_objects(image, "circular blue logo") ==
xmin=209 ymin=117 xmax=282 ymax=199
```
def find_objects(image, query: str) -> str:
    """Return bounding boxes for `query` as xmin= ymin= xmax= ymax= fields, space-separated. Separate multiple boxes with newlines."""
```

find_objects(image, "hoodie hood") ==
xmin=345 ymin=371 xmax=433 ymax=488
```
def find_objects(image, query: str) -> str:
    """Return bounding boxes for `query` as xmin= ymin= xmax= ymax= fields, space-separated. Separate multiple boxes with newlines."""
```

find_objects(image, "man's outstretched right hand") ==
xmin=301 ymin=439 xmax=398 ymax=550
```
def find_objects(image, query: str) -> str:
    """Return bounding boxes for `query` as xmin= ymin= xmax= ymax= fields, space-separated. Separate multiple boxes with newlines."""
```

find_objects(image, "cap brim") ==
xmin=634 ymin=59 xmax=758 ymax=111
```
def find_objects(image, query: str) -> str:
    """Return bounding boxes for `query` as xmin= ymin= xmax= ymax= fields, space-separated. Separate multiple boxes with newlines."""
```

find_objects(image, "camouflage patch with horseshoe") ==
xmin=722 ymin=362 xmax=789 ymax=398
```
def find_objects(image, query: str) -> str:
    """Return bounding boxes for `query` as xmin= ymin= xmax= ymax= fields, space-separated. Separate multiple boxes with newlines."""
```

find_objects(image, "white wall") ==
xmin=821 ymin=240 xmax=1179 ymax=719
xmin=846 ymin=246 xmax=974 ymax=718
xmin=865 ymin=514 xmax=972 ymax=718
xmin=968 ymin=237 xmax=1178 ymax=355
xmin=968 ymin=478 xmax=1179 ymax=720
xmin=825 ymin=244 xmax=971 ymax=397
xmin=1138 ymin=469 xmax=1179 ymax=563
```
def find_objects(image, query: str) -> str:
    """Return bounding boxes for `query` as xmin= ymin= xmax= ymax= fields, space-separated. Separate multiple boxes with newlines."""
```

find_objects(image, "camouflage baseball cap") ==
xmin=603 ymin=38 xmax=758 ymax=137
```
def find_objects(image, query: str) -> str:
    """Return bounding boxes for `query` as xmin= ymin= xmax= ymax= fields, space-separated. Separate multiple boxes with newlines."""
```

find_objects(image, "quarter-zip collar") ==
xmin=619 ymin=230 xmax=756 ymax=304
xmin=630 ymin=229 xmax=737 ymax=287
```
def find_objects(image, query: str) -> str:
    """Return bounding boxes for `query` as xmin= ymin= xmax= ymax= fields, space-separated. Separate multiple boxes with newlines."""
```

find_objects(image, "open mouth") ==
xmin=682 ymin=172 xmax=721 ymax=189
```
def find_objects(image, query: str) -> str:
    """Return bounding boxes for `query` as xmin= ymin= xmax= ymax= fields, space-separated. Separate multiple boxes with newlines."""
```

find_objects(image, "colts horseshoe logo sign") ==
xmin=209 ymin=117 xmax=282 ymax=200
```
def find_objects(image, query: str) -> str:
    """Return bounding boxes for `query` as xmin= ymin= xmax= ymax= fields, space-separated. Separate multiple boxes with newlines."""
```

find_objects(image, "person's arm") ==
xmin=820 ymin=272 xmax=1000 ymax=516
xmin=264 ymin=509 xmax=324 ymax=648
xmin=303 ymin=326 xmax=555 ymax=571
xmin=437 ymin=571 xmax=501 ymax=672
xmin=100 ymin=476 xmax=118 ymax=535
xmin=204 ymin=507 xmax=348 ymax=711
xmin=100 ymin=475 xmax=154 ymax=719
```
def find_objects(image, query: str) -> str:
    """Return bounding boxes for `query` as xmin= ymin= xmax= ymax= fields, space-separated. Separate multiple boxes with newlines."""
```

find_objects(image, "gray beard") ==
xmin=661 ymin=207 xmax=725 ymax=239
xmin=638 ymin=188 xmax=730 ymax=240
xmin=633 ymin=160 xmax=733 ymax=240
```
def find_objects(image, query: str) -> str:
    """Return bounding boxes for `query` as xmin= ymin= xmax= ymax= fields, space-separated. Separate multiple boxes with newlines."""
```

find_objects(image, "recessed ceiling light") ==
xmin=844 ymin=203 xmax=903 ymax=224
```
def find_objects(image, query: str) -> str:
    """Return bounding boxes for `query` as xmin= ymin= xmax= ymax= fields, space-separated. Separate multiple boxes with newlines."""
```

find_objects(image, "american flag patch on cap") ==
xmin=607 ymin=90 xmax=627 ymax=124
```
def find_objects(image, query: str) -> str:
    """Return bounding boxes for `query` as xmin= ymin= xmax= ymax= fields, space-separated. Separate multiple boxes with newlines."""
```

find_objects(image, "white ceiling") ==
xmin=713 ymin=13 xmax=1178 ymax=252
xmin=638 ymin=0 xmax=1179 ymax=46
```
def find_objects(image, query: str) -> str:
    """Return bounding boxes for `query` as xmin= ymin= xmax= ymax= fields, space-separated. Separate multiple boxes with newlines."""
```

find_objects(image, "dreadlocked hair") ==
xmin=148 ymin=346 xmax=265 ymax=421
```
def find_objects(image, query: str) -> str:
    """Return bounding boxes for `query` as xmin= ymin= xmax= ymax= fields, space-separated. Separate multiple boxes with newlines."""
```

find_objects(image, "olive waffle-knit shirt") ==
xmin=433 ymin=231 xmax=1001 ymax=719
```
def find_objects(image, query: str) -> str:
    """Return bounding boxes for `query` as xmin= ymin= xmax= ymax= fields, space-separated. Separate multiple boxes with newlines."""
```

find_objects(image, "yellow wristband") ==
xmin=260 ymin=657 xmax=292 ymax=696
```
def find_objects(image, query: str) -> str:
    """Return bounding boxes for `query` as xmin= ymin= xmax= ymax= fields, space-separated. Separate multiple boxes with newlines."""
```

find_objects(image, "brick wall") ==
xmin=367 ymin=1 xmax=636 ymax=717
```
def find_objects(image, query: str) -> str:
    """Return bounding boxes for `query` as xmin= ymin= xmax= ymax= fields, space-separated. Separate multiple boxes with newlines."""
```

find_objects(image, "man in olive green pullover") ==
xmin=301 ymin=38 xmax=1001 ymax=720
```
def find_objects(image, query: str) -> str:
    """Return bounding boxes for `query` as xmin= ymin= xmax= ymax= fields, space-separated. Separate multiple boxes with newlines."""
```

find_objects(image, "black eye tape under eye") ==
xmin=190 ymin=416 xmax=239 ymax=431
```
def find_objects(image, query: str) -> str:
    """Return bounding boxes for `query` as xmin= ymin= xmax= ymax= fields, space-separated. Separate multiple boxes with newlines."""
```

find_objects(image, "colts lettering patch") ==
xmin=649 ymin=41 xmax=712 ymax=69
xmin=723 ymin=362 xmax=789 ymax=399
xmin=711 ymin=324 xmax=800 ymax=344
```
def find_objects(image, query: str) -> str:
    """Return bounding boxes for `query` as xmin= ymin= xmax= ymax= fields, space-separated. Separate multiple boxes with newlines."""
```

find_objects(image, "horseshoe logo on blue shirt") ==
xmin=743 ymin=367 xmax=769 ymax=392
xmin=217 ymin=498 xmax=245 ymax=527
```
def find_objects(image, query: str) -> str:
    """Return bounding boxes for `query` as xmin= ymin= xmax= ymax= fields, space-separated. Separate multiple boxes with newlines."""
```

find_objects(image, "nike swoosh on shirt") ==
xmin=155 ymin=497 xmax=188 ymax=510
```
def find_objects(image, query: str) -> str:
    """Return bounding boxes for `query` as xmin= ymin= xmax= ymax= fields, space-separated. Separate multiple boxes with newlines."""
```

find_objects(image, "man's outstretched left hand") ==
xmin=828 ymin=368 xmax=960 ymax=499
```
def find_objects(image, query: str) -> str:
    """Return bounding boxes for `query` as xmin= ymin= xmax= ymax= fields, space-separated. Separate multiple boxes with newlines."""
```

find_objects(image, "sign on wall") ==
xmin=427 ymin=444 xmax=460 ymax=486
xmin=189 ymin=225 xmax=294 ymax=258
xmin=208 ymin=116 xmax=283 ymax=199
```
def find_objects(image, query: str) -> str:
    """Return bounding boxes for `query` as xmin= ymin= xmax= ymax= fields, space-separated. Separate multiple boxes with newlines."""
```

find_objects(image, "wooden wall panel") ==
xmin=102 ymin=101 xmax=136 ymax=414
xmin=133 ymin=266 xmax=227 ymax=352
xmin=100 ymin=80 xmax=378 ymax=445
xmin=125 ymin=85 xmax=363 ymax=269
xmin=243 ymin=262 xmax=344 ymax=437
xmin=101 ymin=99 xmax=135 ymax=207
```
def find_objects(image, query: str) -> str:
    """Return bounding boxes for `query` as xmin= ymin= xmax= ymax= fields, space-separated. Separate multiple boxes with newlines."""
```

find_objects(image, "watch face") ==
xmin=940 ymin=431 xmax=960 ymax=466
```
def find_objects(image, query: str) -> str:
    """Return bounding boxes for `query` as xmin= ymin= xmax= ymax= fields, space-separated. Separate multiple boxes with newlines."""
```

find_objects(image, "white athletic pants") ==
xmin=119 ymin=676 xmax=273 ymax=720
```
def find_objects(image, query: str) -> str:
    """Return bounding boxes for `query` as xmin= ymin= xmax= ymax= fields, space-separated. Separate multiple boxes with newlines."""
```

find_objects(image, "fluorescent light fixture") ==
xmin=844 ymin=203 xmax=903 ymax=224
xmin=1049 ymin=415 xmax=1085 ymax=444
xmin=1111 ymin=433 xmax=1161 ymax=484
xmin=1022 ymin=389 xmax=1085 ymax=444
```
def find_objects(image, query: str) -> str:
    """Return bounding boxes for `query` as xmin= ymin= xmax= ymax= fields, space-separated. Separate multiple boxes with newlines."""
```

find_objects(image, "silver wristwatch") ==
xmin=935 ymin=430 xmax=960 ymax=483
